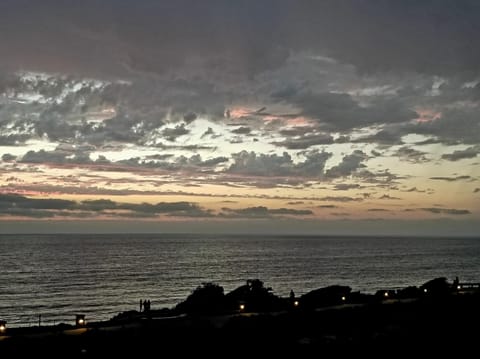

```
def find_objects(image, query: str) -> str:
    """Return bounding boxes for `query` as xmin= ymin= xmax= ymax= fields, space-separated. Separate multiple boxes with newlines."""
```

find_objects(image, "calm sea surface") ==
xmin=1 ymin=233 xmax=479 ymax=326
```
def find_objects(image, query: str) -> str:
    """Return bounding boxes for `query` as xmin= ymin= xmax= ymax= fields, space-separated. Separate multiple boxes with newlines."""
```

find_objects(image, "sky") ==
xmin=0 ymin=0 xmax=479 ymax=235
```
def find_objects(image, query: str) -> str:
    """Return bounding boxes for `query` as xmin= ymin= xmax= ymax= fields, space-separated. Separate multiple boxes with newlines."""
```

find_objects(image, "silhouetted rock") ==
xmin=300 ymin=285 xmax=352 ymax=309
xmin=396 ymin=286 xmax=422 ymax=299
xmin=420 ymin=277 xmax=451 ymax=296
xmin=176 ymin=282 xmax=226 ymax=314
xmin=225 ymin=279 xmax=285 ymax=312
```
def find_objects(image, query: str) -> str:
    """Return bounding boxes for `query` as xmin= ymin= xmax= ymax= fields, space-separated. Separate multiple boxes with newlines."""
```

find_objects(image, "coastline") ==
xmin=1 ymin=277 xmax=479 ymax=356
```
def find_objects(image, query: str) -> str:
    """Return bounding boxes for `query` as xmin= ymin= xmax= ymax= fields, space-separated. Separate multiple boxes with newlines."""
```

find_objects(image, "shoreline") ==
xmin=1 ymin=277 xmax=479 ymax=356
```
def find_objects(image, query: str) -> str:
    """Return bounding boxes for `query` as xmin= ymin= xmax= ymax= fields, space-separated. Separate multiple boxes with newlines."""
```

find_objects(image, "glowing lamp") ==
xmin=294 ymin=300 xmax=299 ymax=306
xmin=384 ymin=291 xmax=389 ymax=298
xmin=457 ymin=285 xmax=461 ymax=290
xmin=423 ymin=288 xmax=428 ymax=293
xmin=0 ymin=320 xmax=6 ymax=333
xmin=239 ymin=304 xmax=245 ymax=311
xmin=76 ymin=314 xmax=86 ymax=327
xmin=341 ymin=296 xmax=346 ymax=301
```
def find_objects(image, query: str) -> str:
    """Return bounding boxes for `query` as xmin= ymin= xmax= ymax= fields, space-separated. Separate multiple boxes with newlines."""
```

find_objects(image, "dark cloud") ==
xmin=227 ymin=151 xmax=294 ymax=177
xmin=404 ymin=187 xmax=426 ymax=193
xmin=183 ymin=112 xmax=197 ymax=123
xmin=404 ymin=108 xmax=480 ymax=145
xmin=325 ymin=150 xmax=367 ymax=178
xmin=0 ymin=193 xmax=212 ymax=218
xmin=367 ymin=208 xmax=390 ymax=212
xmin=80 ymin=199 xmax=118 ymax=211
xmin=319 ymin=196 xmax=363 ymax=202
xmin=272 ymin=90 xmax=416 ymax=131
xmin=0 ymin=134 xmax=32 ymax=146
xmin=353 ymin=127 xmax=405 ymax=146
xmin=195 ymin=156 xmax=229 ymax=167
xmin=2 ymin=1 xmax=480 ymax=79
xmin=317 ymin=204 xmax=338 ymax=209
xmin=270 ymin=208 xmax=313 ymax=216
xmin=394 ymin=146 xmax=429 ymax=163
xmin=20 ymin=149 xmax=66 ymax=164
xmin=429 ymin=175 xmax=471 ymax=182
xmin=278 ymin=127 xmax=315 ymax=137
xmin=0 ymin=193 xmax=76 ymax=217
xmin=0 ymin=208 xmax=57 ymax=218
xmin=421 ymin=208 xmax=471 ymax=215
xmin=1 ymin=153 xmax=16 ymax=161
xmin=201 ymin=127 xmax=216 ymax=139
xmin=441 ymin=146 xmax=480 ymax=161
xmin=273 ymin=133 xmax=334 ymax=149
xmin=161 ymin=124 xmax=189 ymax=142
xmin=333 ymin=184 xmax=361 ymax=191
xmin=20 ymin=147 xmax=95 ymax=165
xmin=231 ymin=127 xmax=252 ymax=135
xmin=295 ymin=151 xmax=332 ymax=177
xmin=379 ymin=194 xmax=401 ymax=200
xmin=226 ymin=149 xmax=332 ymax=181
xmin=474 ymin=188 xmax=480 ymax=193
xmin=168 ymin=154 xmax=228 ymax=169
xmin=221 ymin=206 xmax=312 ymax=218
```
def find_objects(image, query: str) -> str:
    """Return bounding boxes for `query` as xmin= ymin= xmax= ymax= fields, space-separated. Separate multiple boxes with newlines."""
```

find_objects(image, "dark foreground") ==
xmin=1 ymin=282 xmax=479 ymax=357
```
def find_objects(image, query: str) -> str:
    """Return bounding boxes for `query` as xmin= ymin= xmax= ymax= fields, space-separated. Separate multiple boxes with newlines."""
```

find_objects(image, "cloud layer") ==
xmin=0 ymin=1 xmax=479 ymax=230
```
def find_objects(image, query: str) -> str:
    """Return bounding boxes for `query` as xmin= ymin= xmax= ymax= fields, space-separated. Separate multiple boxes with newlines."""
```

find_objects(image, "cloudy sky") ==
xmin=1 ymin=0 xmax=479 ymax=235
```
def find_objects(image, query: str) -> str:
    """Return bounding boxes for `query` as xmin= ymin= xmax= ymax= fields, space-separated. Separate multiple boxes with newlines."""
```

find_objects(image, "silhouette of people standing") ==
xmin=140 ymin=299 xmax=143 ymax=312
xmin=142 ymin=299 xmax=150 ymax=312
xmin=290 ymin=289 xmax=295 ymax=303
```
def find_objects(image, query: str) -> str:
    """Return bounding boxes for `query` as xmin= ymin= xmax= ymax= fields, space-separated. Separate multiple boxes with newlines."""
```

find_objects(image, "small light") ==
xmin=457 ymin=285 xmax=461 ymax=290
xmin=76 ymin=314 xmax=86 ymax=326
xmin=424 ymin=288 xmax=428 ymax=293
xmin=0 ymin=324 xmax=6 ymax=333
xmin=341 ymin=296 xmax=346 ymax=301
xmin=294 ymin=300 xmax=299 ymax=306
xmin=384 ymin=291 xmax=389 ymax=297
xmin=239 ymin=304 xmax=245 ymax=311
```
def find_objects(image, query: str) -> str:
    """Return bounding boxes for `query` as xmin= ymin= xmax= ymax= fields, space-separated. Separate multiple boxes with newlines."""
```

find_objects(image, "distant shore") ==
xmin=1 ymin=277 xmax=479 ymax=356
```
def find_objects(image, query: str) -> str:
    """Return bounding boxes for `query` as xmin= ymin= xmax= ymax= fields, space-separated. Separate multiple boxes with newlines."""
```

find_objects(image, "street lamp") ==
xmin=76 ymin=314 xmax=86 ymax=327
xmin=0 ymin=320 xmax=6 ymax=334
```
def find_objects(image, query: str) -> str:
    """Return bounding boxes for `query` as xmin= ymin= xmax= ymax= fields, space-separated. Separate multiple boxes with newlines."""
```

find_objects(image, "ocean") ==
xmin=1 ymin=233 xmax=479 ymax=327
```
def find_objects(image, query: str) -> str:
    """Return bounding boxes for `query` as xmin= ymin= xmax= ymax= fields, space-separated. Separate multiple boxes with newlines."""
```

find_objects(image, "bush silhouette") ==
xmin=176 ymin=282 xmax=226 ymax=314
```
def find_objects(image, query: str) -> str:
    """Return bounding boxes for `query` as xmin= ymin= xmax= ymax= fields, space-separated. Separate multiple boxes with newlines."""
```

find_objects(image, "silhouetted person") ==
xmin=142 ymin=299 xmax=150 ymax=312
xmin=140 ymin=299 xmax=143 ymax=312
xmin=290 ymin=290 xmax=295 ymax=301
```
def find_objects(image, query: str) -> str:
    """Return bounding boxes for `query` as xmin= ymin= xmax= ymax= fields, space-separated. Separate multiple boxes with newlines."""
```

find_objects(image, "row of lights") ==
xmin=0 ymin=315 xmax=86 ymax=334
xmin=238 ymin=298 xmax=347 ymax=312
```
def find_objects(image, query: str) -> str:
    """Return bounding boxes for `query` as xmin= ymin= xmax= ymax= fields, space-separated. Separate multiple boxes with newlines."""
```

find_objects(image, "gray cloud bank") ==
xmin=2 ymin=1 xmax=480 ymax=78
